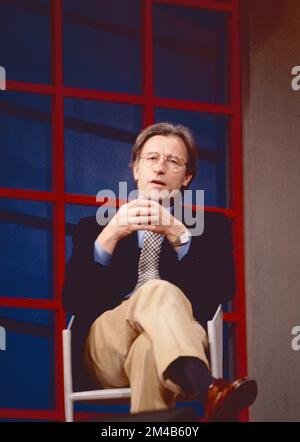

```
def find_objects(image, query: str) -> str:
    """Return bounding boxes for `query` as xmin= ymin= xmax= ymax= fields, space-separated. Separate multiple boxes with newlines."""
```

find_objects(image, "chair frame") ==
xmin=63 ymin=305 xmax=223 ymax=422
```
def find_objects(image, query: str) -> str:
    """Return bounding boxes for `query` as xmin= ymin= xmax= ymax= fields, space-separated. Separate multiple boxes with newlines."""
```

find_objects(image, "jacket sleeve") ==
xmin=62 ymin=217 xmax=118 ymax=316
xmin=188 ymin=213 xmax=236 ymax=306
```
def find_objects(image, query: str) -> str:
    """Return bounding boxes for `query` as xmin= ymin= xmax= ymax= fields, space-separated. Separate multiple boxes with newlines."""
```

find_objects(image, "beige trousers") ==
xmin=85 ymin=279 xmax=209 ymax=413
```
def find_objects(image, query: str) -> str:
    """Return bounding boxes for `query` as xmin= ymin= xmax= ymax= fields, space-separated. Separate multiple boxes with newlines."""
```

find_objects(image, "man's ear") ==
xmin=132 ymin=160 xmax=139 ymax=182
xmin=182 ymin=171 xmax=193 ymax=188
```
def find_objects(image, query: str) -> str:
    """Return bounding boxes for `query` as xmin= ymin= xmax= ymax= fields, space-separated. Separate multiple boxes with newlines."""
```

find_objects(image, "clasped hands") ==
xmin=109 ymin=198 xmax=186 ymax=245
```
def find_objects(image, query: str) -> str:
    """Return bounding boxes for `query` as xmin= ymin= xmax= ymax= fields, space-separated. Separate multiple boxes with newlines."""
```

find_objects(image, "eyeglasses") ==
xmin=140 ymin=152 xmax=187 ymax=173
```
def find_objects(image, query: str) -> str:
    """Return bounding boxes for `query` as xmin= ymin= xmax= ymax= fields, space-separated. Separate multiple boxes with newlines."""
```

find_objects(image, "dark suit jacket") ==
xmin=62 ymin=211 xmax=235 ymax=389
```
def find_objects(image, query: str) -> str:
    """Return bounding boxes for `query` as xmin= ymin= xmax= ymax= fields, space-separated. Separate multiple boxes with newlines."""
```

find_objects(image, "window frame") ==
xmin=0 ymin=0 xmax=247 ymax=421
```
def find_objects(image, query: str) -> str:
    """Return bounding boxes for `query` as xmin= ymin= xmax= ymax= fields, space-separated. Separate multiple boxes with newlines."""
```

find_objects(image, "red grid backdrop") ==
xmin=0 ymin=0 xmax=247 ymax=421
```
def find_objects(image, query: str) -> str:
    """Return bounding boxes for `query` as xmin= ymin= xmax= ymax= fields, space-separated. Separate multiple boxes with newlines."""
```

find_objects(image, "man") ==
xmin=62 ymin=122 xmax=257 ymax=421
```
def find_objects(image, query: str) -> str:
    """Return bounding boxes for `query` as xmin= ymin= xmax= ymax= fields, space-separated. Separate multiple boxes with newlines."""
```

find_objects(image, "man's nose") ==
xmin=153 ymin=157 xmax=167 ymax=173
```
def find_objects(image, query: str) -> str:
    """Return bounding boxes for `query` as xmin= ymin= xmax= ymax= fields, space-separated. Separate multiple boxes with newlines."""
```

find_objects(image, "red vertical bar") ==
xmin=142 ymin=0 xmax=155 ymax=126
xmin=51 ymin=0 xmax=66 ymax=421
xmin=229 ymin=0 xmax=249 ymax=421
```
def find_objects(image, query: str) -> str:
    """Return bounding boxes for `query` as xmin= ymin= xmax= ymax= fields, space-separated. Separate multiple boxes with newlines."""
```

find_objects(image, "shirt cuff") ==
xmin=176 ymin=236 xmax=192 ymax=261
xmin=94 ymin=240 xmax=113 ymax=266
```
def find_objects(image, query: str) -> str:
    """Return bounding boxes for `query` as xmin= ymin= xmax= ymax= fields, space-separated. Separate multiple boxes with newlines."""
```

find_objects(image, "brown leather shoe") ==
xmin=205 ymin=377 xmax=258 ymax=422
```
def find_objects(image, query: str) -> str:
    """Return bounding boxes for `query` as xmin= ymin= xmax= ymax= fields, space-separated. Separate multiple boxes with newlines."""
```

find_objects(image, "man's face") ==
xmin=133 ymin=135 xmax=193 ymax=199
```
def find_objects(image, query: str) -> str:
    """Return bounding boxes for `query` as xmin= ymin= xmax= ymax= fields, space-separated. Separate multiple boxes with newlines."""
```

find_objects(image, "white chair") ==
xmin=207 ymin=304 xmax=223 ymax=379
xmin=63 ymin=305 xmax=223 ymax=422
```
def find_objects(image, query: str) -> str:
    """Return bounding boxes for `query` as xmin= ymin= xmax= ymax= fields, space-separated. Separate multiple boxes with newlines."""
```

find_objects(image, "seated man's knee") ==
xmin=138 ymin=279 xmax=192 ymax=312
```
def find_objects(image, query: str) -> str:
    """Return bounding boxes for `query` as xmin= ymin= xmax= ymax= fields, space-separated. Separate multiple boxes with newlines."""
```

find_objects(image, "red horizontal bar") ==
xmin=6 ymin=80 xmax=55 ymax=96
xmin=0 ymin=298 xmax=240 ymax=320
xmin=63 ymin=86 xmax=144 ymax=105
xmin=65 ymin=192 xmax=111 ymax=206
xmin=6 ymin=80 xmax=231 ymax=115
xmin=6 ymin=80 xmax=144 ymax=105
xmin=0 ymin=187 xmax=238 ymax=220
xmin=65 ymin=193 xmax=237 ymax=216
xmin=0 ymin=188 xmax=237 ymax=218
xmin=65 ymin=193 xmax=133 ymax=207
xmin=0 ymin=298 xmax=60 ymax=310
xmin=202 ymin=206 xmax=236 ymax=218
xmin=154 ymin=0 xmax=233 ymax=13
xmin=154 ymin=97 xmax=232 ymax=115
xmin=223 ymin=312 xmax=240 ymax=323
xmin=0 ymin=408 xmax=59 ymax=420
xmin=0 ymin=188 xmax=56 ymax=202
xmin=74 ymin=411 xmax=128 ymax=422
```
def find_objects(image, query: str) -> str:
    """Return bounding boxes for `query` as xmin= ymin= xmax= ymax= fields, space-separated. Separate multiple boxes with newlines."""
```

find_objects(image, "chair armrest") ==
xmin=67 ymin=315 xmax=75 ymax=330
xmin=207 ymin=305 xmax=223 ymax=378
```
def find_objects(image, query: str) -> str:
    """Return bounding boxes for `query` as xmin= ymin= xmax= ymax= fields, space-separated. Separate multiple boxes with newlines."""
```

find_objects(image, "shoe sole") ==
xmin=212 ymin=378 xmax=258 ymax=421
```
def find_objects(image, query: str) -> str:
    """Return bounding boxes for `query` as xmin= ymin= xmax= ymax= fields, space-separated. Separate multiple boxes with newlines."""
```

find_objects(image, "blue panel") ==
xmin=73 ymin=401 xmax=203 ymax=418
xmin=154 ymin=3 xmax=228 ymax=103
xmin=64 ymin=98 xmax=142 ymax=196
xmin=0 ymin=199 xmax=53 ymax=299
xmin=155 ymin=108 xmax=228 ymax=208
xmin=74 ymin=402 xmax=130 ymax=415
xmin=0 ymin=0 xmax=50 ymax=84
xmin=176 ymin=400 xmax=204 ymax=417
xmin=0 ymin=91 xmax=52 ymax=191
xmin=63 ymin=0 xmax=142 ymax=93
xmin=0 ymin=307 xmax=54 ymax=409
xmin=65 ymin=204 xmax=98 ymax=226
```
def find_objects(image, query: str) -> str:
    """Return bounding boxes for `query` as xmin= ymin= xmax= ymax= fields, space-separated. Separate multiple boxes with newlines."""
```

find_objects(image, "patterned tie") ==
xmin=133 ymin=230 xmax=164 ymax=293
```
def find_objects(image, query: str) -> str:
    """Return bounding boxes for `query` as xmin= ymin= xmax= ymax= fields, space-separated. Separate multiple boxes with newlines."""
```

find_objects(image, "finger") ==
xmin=128 ymin=207 xmax=159 ymax=217
xmin=124 ymin=198 xmax=149 ymax=208
xmin=135 ymin=199 xmax=155 ymax=207
xmin=130 ymin=224 xmax=158 ymax=231
xmin=126 ymin=198 xmax=137 ymax=205
xmin=125 ymin=198 xmax=140 ymax=207
xmin=114 ymin=212 xmax=158 ymax=226
xmin=128 ymin=215 xmax=159 ymax=225
xmin=118 ymin=201 xmax=154 ymax=218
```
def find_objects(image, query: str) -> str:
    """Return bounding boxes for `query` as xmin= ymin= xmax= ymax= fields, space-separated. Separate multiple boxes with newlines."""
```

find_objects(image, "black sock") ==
xmin=164 ymin=357 xmax=214 ymax=404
